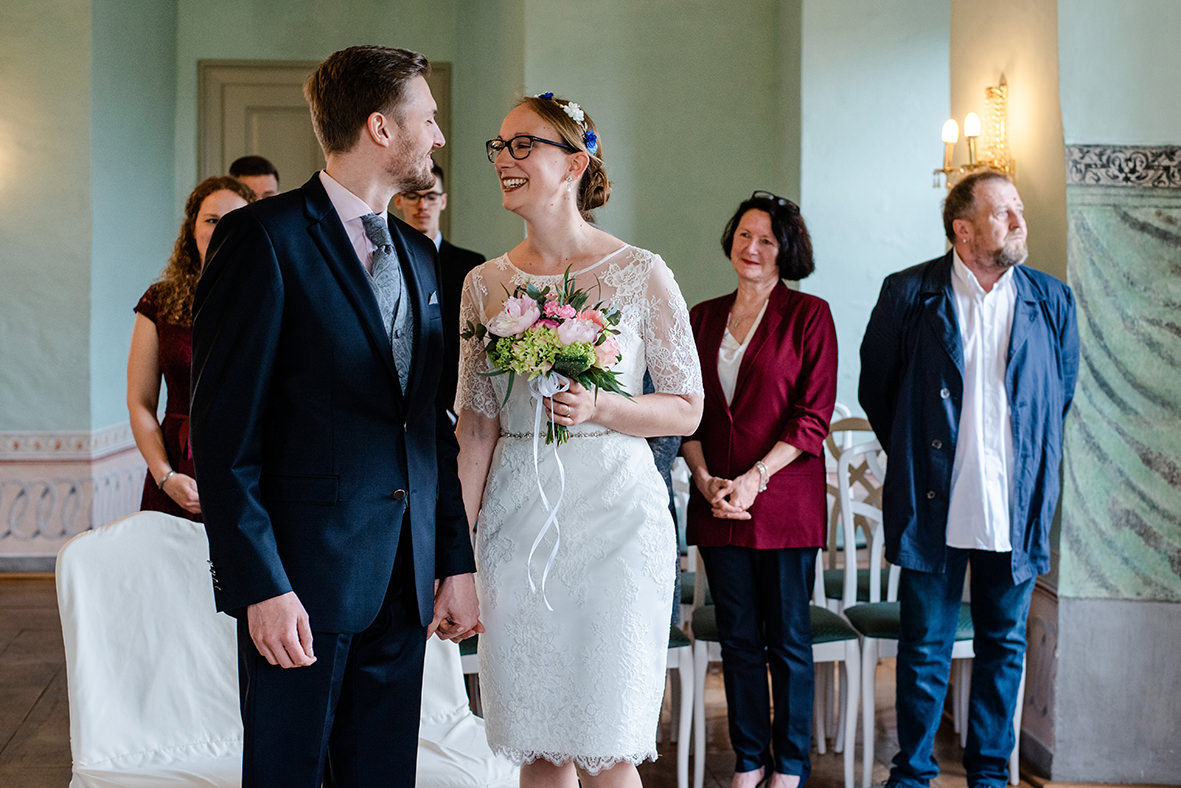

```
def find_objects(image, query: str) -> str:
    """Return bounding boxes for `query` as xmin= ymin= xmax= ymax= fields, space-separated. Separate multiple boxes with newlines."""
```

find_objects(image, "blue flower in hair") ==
xmin=584 ymin=129 xmax=599 ymax=155
xmin=535 ymin=91 xmax=554 ymax=100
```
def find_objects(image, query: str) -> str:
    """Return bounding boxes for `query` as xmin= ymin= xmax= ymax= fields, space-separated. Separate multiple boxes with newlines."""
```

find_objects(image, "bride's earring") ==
xmin=566 ymin=175 xmax=573 ymax=194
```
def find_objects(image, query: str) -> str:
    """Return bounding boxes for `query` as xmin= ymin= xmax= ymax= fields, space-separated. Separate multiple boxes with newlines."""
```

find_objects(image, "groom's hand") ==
xmin=247 ymin=591 xmax=316 ymax=668
xmin=428 ymin=573 xmax=483 ymax=642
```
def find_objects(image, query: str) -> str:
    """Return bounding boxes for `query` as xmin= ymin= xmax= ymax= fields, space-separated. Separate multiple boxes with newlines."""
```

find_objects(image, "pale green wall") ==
xmin=1059 ymin=0 xmax=1181 ymax=145
xmin=518 ymin=0 xmax=788 ymax=309
xmin=800 ymin=0 xmax=950 ymax=413
xmin=0 ymin=0 xmax=93 ymax=431
xmin=90 ymin=0 xmax=179 ymax=429
xmin=450 ymin=0 xmax=527 ymax=259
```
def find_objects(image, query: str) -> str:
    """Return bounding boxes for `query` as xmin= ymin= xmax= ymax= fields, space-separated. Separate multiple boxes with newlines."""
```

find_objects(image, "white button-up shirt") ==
xmin=945 ymin=251 xmax=1016 ymax=552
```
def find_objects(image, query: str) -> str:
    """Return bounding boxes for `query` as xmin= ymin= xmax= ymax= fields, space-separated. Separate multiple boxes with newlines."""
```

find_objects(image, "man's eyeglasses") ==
xmin=486 ymin=135 xmax=577 ymax=163
xmin=398 ymin=191 xmax=443 ymax=205
xmin=751 ymin=190 xmax=799 ymax=213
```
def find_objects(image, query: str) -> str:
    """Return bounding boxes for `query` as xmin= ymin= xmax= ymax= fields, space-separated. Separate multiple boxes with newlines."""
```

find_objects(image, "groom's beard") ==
xmin=390 ymin=134 xmax=436 ymax=193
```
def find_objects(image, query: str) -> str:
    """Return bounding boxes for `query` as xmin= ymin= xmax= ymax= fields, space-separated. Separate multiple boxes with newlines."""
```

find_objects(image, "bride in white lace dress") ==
xmin=455 ymin=95 xmax=703 ymax=788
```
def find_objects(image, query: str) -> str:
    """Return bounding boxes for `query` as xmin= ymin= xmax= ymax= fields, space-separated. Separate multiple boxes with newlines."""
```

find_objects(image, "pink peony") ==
xmin=594 ymin=335 xmax=621 ymax=368
xmin=487 ymin=296 xmax=541 ymax=336
xmin=556 ymin=317 xmax=600 ymax=346
xmin=544 ymin=300 xmax=577 ymax=319
xmin=576 ymin=308 xmax=605 ymax=327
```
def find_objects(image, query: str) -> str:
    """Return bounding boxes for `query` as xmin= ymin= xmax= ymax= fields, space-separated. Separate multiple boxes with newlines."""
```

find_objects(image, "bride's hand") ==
xmin=546 ymin=381 xmax=597 ymax=427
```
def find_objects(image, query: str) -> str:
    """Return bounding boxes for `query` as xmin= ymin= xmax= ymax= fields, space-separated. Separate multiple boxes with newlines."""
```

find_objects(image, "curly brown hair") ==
xmin=155 ymin=176 xmax=256 ymax=325
xmin=517 ymin=95 xmax=610 ymax=222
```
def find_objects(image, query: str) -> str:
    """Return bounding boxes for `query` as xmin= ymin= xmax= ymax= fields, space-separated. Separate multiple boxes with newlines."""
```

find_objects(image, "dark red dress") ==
xmin=134 ymin=285 xmax=201 ymax=521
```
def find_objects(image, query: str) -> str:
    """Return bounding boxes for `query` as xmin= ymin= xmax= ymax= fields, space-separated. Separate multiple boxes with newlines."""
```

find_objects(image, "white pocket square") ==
xmin=428 ymin=291 xmax=439 ymax=305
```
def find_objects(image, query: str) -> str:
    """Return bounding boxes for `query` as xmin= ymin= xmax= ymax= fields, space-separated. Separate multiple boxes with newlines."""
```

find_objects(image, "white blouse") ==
xmin=717 ymin=299 xmax=768 ymax=406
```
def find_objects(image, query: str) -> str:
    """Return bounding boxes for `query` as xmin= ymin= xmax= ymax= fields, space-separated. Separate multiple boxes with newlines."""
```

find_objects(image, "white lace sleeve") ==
xmin=643 ymin=254 xmax=704 ymax=397
xmin=454 ymin=267 xmax=501 ymax=419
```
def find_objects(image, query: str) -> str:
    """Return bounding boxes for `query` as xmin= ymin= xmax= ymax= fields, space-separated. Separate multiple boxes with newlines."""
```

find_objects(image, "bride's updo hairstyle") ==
xmin=519 ymin=93 xmax=611 ymax=222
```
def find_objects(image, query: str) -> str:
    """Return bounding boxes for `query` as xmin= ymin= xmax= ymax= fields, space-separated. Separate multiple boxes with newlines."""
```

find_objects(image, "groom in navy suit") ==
xmin=190 ymin=46 xmax=480 ymax=788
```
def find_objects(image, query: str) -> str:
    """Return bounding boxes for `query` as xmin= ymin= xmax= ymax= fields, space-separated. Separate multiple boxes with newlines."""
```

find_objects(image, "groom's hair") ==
xmin=305 ymin=45 xmax=430 ymax=156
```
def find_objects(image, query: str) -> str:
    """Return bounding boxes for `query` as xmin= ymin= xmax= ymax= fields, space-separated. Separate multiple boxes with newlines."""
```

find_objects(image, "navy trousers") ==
xmin=700 ymin=545 xmax=816 ymax=780
xmin=889 ymin=548 xmax=1034 ymax=788
xmin=237 ymin=526 xmax=427 ymax=788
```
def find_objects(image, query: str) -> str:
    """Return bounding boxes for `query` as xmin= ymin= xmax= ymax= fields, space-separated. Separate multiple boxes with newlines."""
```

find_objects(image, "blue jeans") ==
xmin=700 ymin=546 xmax=816 ymax=780
xmin=889 ymin=548 xmax=1034 ymax=788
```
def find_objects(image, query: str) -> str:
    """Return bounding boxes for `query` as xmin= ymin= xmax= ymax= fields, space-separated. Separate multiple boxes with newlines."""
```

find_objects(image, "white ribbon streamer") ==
xmin=525 ymin=372 xmax=570 ymax=611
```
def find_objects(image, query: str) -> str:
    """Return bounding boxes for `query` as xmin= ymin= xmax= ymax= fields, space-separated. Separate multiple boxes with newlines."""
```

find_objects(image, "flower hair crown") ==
xmin=534 ymin=92 xmax=599 ymax=155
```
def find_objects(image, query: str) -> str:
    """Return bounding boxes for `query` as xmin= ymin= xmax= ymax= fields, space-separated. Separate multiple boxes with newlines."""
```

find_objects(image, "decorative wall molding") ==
xmin=1066 ymin=144 xmax=1181 ymax=188
xmin=0 ymin=422 xmax=137 ymax=461
xmin=0 ymin=424 xmax=143 ymax=568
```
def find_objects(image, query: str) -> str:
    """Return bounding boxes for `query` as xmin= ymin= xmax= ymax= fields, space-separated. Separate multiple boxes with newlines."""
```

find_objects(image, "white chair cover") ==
xmin=57 ymin=510 xmax=516 ymax=788
xmin=56 ymin=511 xmax=242 ymax=788
xmin=417 ymin=638 xmax=518 ymax=787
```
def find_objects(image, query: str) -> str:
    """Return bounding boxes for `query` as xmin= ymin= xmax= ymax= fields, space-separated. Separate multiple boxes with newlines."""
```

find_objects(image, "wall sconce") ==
xmin=933 ymin=75 xmax=1015 ymax=188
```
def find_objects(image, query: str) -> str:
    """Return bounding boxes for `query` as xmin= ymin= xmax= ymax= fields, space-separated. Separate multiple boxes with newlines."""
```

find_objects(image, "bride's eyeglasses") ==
xmin=487 ymin=135 xmax=578 ymax=163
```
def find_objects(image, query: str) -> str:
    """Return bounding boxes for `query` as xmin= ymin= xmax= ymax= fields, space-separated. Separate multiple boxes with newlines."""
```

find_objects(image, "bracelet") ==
xmin=157 ymin=470 xmax=177 ymax=490
xmin=755 ymin=460 xmax=769 ymax=492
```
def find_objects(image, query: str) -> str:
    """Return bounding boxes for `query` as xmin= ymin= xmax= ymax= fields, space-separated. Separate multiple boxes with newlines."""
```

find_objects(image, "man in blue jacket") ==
xmin=859 ymin=171 xmax=1078 ymax=788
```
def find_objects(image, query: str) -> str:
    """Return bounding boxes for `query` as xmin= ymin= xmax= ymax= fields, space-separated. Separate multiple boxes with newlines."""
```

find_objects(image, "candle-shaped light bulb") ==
xmin=964 ymin=112 xmax=981 ymax=164
xmin=941 ymin=119 xmax=958 ymax=171
xmin=964 ymin=112 xmax=981 ymax=138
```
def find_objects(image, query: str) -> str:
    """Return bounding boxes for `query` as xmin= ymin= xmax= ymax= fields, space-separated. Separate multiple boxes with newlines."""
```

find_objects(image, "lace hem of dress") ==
xmin=492 ymin=746 xmax=659 ymax=775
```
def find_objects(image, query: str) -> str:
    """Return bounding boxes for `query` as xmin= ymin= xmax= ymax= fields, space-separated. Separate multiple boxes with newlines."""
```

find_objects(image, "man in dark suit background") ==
xmin=393 ymin=163 xmax=484 ymax=419
xmin=190 ymin=45 xmax=480 ymax=788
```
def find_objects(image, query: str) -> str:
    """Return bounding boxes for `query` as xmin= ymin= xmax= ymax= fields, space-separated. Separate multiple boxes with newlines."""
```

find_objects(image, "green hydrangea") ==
xmin=489 ymin=326 xmax=560 ymax=377
xmin=551 ymin=341 xmax=597 ymax=378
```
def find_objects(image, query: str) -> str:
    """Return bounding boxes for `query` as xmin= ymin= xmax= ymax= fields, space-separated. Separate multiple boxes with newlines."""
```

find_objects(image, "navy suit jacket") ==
xmin=191 ymin=174 xmax=475 ymax=633
xmin=858 ymin=252 xmax=1079 ymax=583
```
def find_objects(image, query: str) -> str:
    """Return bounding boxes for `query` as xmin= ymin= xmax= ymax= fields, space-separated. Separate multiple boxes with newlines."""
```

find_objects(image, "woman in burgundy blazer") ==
xmin=682 ymin=191 xmax=837 ymax=788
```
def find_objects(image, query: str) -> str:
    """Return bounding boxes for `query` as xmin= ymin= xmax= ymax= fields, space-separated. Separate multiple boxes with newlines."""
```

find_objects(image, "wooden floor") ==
xmin=0 ymin=574 xmax=1133 ymax=788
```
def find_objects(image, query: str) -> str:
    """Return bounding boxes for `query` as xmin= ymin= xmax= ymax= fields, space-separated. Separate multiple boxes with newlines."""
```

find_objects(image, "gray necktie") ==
xmin=360 ymin=213 xmax=414 ymax=392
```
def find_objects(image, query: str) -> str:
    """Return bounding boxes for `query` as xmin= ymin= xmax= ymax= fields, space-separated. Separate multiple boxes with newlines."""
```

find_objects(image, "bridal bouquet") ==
xmin=462 ymin=268 xmax=628 ymax=445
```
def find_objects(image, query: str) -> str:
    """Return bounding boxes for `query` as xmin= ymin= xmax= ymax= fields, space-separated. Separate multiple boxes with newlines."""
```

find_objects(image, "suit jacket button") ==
xmin=392 ymin=489 xmax=406 ymax=501
xmin=926 ymin=490 xmax=937 ymax=500
xmin=939 ymin=387 xmax=950 ymax=399
xmin=931 ymin=439 xmax=943 ymax=449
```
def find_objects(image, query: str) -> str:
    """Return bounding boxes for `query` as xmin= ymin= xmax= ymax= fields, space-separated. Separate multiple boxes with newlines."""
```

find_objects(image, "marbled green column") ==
xmin=1061 ymin=181 xmax=1181 ymax=601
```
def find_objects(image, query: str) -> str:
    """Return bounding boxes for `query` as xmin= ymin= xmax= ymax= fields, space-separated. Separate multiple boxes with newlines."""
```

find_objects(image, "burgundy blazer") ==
xmin=686 ymin=281 xmax=838 ymax=549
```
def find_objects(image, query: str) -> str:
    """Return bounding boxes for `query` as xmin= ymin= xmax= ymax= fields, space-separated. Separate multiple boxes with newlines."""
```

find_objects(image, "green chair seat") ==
xmin=458 ymin=633 xmax=479 ymax=658
xmin=844 ymin=601 xmax=974 ymax=641
xmin=822 ymin=567 xmax=892 ymax=604
xmin=810 ymin=605 xmax=860 ymax=644
xmin=691 ymin=604 xmax=858 ymax=645
xmin=668 ymin=624 xmax=691 ymax=649
xmin=691 ymin=605 xmax=719 ymax=642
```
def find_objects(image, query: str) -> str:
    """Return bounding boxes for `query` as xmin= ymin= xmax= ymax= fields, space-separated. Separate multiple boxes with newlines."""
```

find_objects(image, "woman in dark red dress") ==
xmin=127 ymin=176 xmax=254 ymax=520
xmin=682 ymin=191 xmax=837 ymax=788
